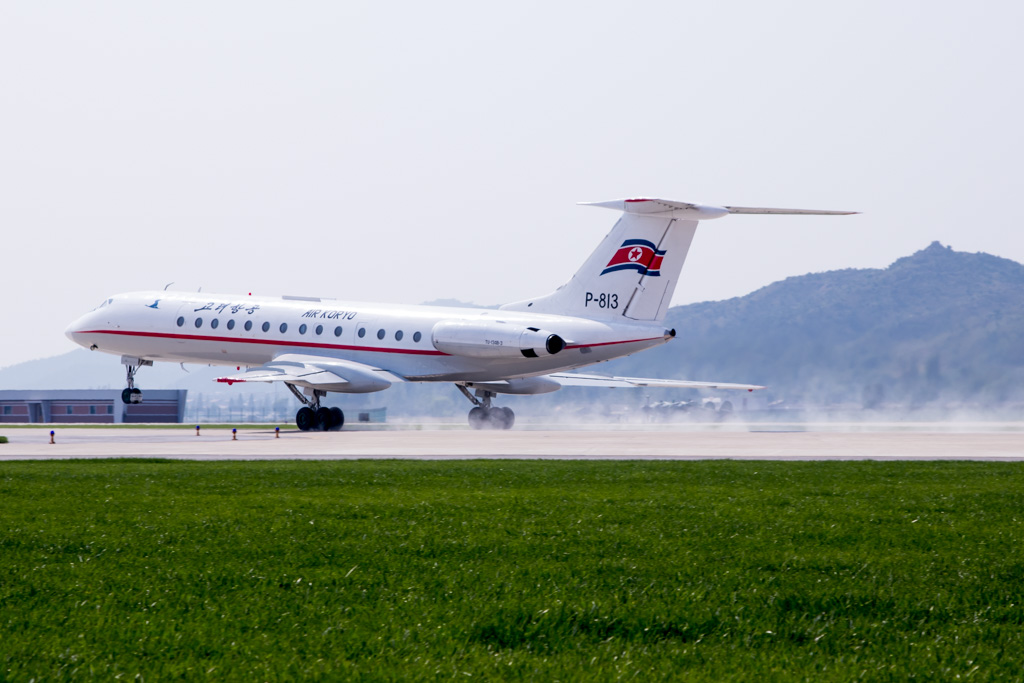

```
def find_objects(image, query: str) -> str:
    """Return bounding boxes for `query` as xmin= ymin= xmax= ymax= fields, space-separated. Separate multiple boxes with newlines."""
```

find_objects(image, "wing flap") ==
xmin=216 ymin=353 xmax=406 ymax=394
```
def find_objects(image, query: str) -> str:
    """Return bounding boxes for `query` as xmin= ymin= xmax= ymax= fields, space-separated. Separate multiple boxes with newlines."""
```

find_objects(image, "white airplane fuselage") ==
xmin=64 ymin=198 xmax=853 ymax=430
xmin=66 ymin=291 xmax=672 ymax=383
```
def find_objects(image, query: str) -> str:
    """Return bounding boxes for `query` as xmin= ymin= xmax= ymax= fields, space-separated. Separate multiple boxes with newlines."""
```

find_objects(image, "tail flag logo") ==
xmin=600 ymin=239 xmax=665 ymax=277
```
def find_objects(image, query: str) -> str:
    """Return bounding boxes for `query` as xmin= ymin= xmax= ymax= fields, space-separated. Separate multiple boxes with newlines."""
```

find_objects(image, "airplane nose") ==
xmin=65 ymin=320 xmax=81 ymax=344
xmin=65 ymin=315 xmax=90 ymax=347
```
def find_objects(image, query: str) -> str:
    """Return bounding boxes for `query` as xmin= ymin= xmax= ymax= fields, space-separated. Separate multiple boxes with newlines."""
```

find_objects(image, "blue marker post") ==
xmin=196 ymin=425 xmax=201 ymax=437
xmin=49 ymin=430 xmax=55 ymax=445
xmin=232 ymin=428 xmax=237 ymax=441
xmin=275 ymin=427 xmax=280 ymax=439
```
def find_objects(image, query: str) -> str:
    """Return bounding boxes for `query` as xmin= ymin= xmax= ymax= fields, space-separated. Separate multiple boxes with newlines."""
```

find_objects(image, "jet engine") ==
xmin=431 ymin=320 xmax=566 ymax=359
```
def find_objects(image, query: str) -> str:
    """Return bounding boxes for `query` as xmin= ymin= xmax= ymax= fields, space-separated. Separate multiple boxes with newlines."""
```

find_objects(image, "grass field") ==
xmin=1 ymin=460 xmax=1023 ymax=680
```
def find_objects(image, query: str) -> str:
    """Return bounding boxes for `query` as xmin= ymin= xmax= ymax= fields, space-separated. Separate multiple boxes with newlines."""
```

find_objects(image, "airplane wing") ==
xmin=547 ymin=372 xmax=764 ymax=391
xmin=215 ymin=354 xmax=406 ymax=393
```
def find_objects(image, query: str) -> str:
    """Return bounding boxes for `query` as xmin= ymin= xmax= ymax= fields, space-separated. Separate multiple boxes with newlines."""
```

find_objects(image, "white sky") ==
xmin=2 ymin=1 xmax=1023 ymax=368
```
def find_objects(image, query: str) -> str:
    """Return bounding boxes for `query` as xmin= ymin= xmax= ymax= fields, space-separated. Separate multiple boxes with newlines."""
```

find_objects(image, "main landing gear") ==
xmin=286 ymin=384 xmax=344 ymax=432
xmin=457 ymin=385 xmax=515 ymax=430
xmin=120 ymin=357 xmax=153 ymax=404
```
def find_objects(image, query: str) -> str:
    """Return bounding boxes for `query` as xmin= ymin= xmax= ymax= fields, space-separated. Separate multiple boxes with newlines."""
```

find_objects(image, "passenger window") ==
xmin=261 ymin=322 xmax=270 ymax=333
xmin=195 ymin=318 xmax=203 ymax=328
xmin=279 ymin=323 xmax=288 ymax=333
xmin=377 ymin=329 xmax=386 ymax=340
xmin=316 ymin=325 xmax=323 ymax=335
xmin=413 ymin=331 xmax=422 ymax=343
xmin=211 ymin=319 xmax=219 ymax=329
xmin=357 ymin=328 xmax=366 ymax=338
xmin=334 ymin=326 xmax=342 ymax=337
xmin=395 ymin=330 xmax=404 ymax=341
xmin=226 ymin=319 xmax=235 ymax=330
xmin=298 ymin=324 xmax=307 ymax=335
xmin=244 ymin=320 xmax=253 ymax=331
xmin=176 ymin=317 xmax=185 ymax=327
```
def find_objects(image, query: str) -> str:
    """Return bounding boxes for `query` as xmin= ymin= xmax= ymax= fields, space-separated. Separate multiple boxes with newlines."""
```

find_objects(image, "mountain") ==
xmin=3 ymin=243 xmax=1021 ymax=413
xmin=602 ymin=242 xmax=1024 ymax=407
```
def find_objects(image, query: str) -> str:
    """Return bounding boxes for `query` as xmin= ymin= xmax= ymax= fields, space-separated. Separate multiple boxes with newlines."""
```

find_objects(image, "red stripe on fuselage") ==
xmin=78 ymin=329 xmax=447 ymax=356
xmin=78 ymin=329 xmax=665 ymax=355
xmin=564 ymin=336 xmax=665 ymax=350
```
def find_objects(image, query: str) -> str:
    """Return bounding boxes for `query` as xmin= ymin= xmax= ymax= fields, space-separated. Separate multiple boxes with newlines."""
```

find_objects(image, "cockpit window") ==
xmin=94 ymin=298 xmax=113 ymax=310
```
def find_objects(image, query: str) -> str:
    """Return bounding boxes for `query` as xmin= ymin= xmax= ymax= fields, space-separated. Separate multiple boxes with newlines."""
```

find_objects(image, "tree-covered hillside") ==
xmin=603 ymin=242 xmax=1024 ymax=407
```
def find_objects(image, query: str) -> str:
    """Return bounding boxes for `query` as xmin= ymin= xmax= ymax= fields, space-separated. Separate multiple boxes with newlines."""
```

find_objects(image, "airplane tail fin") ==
xmin=500 ymin=198 xmax=856 ymax=323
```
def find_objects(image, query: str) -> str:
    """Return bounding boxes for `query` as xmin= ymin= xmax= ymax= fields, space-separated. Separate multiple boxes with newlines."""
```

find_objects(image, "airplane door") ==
xmin=355 ymin=320 xmax=376 ymax=347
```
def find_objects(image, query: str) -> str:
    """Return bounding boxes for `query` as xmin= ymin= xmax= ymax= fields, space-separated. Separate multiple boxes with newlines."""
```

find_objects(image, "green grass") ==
xmin=1 ymin=461 xmax=1022 ymax=680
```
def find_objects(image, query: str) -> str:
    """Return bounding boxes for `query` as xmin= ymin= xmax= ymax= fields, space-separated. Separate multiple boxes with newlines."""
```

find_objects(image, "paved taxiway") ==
xmin=1 ymin=426 xmax=1023 ymax=460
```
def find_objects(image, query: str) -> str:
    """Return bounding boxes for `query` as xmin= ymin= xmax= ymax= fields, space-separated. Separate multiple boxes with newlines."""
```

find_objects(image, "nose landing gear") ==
xmin=287 ymin=384 xmax=344 ymax=431
xmin=120 ymin=356 xmax=152 ymax=404
xmin=457 ymin=385 xmax=515 ymax=430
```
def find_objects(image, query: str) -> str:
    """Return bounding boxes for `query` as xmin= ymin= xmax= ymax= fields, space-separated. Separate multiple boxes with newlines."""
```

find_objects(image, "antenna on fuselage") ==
xmin=164 ymin=282 xmax=174 ymax=291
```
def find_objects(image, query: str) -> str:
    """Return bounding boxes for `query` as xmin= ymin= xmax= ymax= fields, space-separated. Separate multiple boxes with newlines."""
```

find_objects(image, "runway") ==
xmin=2 ymin=425 xmax=1024 ymax=460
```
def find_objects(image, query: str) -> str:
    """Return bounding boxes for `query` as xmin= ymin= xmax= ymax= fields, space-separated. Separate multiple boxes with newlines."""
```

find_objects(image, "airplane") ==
xmin=65 ymin=198 xmax=855 ymax=430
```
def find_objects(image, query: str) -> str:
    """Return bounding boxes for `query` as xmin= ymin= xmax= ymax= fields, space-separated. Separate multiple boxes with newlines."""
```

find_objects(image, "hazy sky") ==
xmin=2 ymin=1 xmax=1022 ymax=368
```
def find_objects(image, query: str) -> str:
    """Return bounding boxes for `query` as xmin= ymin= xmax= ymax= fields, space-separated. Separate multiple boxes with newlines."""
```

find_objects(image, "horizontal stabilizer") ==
xmin=548 ymin=372 xmax=764 ymax=391
xmin=581 ymin=198 xmax=857 ymax=219
xmin=723 ymin=206 xmax=858 ymax=215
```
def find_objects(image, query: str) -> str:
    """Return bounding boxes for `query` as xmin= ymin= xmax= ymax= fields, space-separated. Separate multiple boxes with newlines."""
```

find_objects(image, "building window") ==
xmin=107 ymin=405 xmax=114 ymax=414
xmin=335 ymin=326 xmax=343 ymax=337
xmin=67 ymin=406 xmax=73 ymax=415
xmin=210 ymin=319 xmax=219 ymax=329
xmin=279 ymin=323 xmax=288 ymax=334
xmin=413 ymin=331 xmax=422 ymax=343
xmin=90 ymin=405 xmax=96 ymax=415
xmin=227 ymin=319 xmax=235 ymax=330
xmin=298 ymin=324 xmax=307 ymax=335
xmin=195 ymin=318 xmax=203 ymax=328
xmin=262 ymin=322 xmax=270 ymax=333
xmin=395 ymin=330 xmax=404 ymax=341
xmin=176 ymin=317 xmax=185 ymax=327
xmin=244 ymin=320 xmax=253 ymax=331
xmin=2 ymin=406 xmax=10 ymax=415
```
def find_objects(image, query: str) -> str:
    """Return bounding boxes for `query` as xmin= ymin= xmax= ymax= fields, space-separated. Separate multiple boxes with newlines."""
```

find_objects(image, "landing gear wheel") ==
xmin=328 ymin=407 xmax=345 ymax=431
xmin=121 ymin=388 xmax=143 ymax=405
xmin=122 ymin=388 xmax=131 ymax=404
xmin=468 ymin=406 xmax=515 ymax=430
xmin=315 ymin=407 xmax=333 ymax=431
xmin=296 ymin=407 xmax=315 ymax=431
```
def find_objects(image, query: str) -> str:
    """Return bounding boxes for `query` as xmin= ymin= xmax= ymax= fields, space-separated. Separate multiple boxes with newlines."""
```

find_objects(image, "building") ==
xmin=0 ymin=390 xmax=187 ymax=424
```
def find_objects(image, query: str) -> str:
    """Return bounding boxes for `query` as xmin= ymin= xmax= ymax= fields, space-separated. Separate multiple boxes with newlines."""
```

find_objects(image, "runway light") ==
xmin=196 ymin=425 xmax=201 ymax=436
xmin=49 ymin=430 xmax=55 ymax=445
xmin=275 ymin=427 xmax=280 ymax=439
xmin=232 ymin=428 xmax=237 ymax=441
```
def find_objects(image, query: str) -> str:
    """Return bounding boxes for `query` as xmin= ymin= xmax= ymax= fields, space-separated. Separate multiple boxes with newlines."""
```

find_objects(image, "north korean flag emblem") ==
xmin=600 ymin=239 xmax=665 ymax=277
